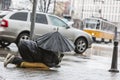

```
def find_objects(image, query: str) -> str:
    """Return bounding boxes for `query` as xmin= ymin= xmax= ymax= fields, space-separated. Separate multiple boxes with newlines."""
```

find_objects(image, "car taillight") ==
xmin=0 ymin=19 xmax=8 ymax=27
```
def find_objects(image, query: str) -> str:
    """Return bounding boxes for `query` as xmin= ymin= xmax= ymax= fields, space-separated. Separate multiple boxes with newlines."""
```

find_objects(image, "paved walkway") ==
xmin=0 ymin=43 xmax=120 ymax=80
xmin=0 ymin=54 xmax=119 ymax=80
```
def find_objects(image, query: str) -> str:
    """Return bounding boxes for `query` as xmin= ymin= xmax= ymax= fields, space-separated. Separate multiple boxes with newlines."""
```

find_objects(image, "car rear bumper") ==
xmin=0 ymin=34 xmax=16 ymax=42
xmin=0 ymin=28 xmax=17 ymax=42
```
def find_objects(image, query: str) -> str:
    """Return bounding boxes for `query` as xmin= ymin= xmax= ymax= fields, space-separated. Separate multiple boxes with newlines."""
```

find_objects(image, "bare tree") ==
xmin=46 ymin=0 xmax=51 ymax=12
xmin=29 ymin=0 xmax=52 ymax=13
xmin=29 ymin=0 xmax=33 ymax=3
xmin=38 ymin=0 xmax=43 ymax=12
xmin=43 ymin=0 xmax=46 ymax=12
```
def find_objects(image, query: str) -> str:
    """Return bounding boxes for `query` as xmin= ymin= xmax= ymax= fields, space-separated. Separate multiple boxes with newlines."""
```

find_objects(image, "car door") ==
xmin=48 ymin=15 xmax=74 ymax=41
xmin=8 ymin=12 xmax=29 ymax=36
xmin=31 ymin=13 xmax=52 ymax=38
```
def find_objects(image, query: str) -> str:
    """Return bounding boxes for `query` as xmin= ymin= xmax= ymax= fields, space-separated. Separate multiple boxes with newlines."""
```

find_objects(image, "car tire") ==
xmin=0 ymin=40 xmax=11 ymax=48
xmin=16 ymin=33 xmax=30 ymax=45
xmin=74 ymin=38 xmax=87 ymax=54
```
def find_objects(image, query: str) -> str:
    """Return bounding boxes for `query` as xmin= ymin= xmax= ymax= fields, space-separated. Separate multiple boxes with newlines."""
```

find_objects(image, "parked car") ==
xmin=0 ymin=10 xmax=13 ymax=47
xmin=0 ymin=10 xmax=93 ymax=54
xmin=0 ymin=10 xmax=12 ymax=20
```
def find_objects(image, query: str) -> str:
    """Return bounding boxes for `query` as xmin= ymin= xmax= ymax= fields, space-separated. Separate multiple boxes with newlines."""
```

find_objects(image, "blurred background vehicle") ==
xmin=83 ymin=17 xmax=116 ymax=43
xmin=0 ymin=10 xmax=93 ymax=54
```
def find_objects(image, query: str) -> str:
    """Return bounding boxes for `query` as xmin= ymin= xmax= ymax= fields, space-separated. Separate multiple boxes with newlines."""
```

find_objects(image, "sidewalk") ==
xmin=0 ymin=54 xmax=119 ymax=80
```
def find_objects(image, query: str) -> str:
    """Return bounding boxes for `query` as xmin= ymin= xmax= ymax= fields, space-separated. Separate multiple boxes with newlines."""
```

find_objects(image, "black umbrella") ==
xmin=35 ymin=31 xmax=75 ymax=52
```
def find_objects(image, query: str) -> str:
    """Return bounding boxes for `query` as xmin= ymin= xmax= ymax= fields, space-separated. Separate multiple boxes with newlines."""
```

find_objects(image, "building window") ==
xmin=2 ymin=0 xmax=11 ymax=10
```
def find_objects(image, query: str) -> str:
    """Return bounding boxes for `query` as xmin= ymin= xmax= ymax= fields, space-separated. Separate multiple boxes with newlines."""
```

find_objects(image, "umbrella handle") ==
xmin=57 ymin=27 xmax=59 ymax=32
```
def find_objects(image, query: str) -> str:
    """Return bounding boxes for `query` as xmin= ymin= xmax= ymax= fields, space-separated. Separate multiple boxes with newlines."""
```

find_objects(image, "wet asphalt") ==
xmin=0 ymin=43 xmax=119 ymax=80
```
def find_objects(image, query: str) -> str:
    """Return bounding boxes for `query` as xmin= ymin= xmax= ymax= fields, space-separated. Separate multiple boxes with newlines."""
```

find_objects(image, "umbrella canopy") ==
xmin=35 ymin=31 xmax=75 ymax=52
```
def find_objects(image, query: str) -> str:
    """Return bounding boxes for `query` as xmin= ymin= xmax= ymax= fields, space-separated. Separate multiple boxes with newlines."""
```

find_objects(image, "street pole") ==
xmin=30 ymin=0 xmax=38 ymax=40
xmin=114 ymin=27 xmax=117 ymax=40
xmin=109 ymin=27 xmax=119 ymax=73
xmin=81 ymin=0 xmax=84 ymax=19
xmin=53 ymin=0 xmax=56 ymax=14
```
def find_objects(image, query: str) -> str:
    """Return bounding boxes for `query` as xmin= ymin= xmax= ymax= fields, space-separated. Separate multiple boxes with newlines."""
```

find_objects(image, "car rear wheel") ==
xmin=16 ymin=33 xmax=30 ymax=45
xmin=0 ymin=40 xmax=11 ymax=48
xmin=74 ymin=38 xmax=87 ymax=54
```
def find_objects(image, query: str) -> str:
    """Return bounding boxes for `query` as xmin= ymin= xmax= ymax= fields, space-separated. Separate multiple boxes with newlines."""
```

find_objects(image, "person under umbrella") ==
xmin=4 ymin=31 xmax=75 ymax=69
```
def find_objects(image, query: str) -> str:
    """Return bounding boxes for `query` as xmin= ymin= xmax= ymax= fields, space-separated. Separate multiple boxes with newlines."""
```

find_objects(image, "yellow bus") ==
xmin=83 ymin=18 xmax=117 ymax=43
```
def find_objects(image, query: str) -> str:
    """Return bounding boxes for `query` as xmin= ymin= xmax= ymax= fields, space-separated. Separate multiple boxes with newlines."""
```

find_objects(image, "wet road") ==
xmin=0 ymin=43 xmax=120 ymax=80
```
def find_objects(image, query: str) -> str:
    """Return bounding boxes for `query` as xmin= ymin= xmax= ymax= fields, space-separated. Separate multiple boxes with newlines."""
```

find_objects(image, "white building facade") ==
xmin=8 ymin=0 xmax=120 ymax=23
xmin=72 ymin=0 xmax=120 ymax=23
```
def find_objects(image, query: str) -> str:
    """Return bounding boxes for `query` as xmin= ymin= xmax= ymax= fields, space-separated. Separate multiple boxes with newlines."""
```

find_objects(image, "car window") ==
xmin=30 ymin=13 xmax=48 ymax=24
xmin=10 ymin=12 xmax=28 ymax=21
xmin=48 ymin=15 xmax=68 ymax=27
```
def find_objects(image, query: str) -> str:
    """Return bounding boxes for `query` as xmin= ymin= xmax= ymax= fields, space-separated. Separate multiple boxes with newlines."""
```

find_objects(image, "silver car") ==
xmin=0 ymin=10 xmax=93 ymax=54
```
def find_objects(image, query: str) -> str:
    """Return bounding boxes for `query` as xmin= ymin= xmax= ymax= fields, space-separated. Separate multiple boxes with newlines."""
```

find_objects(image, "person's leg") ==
xmin=4 ymin=53 xmax=15 ymax=67
xmin=4 ymin=54 xmax=23 ymax=67
xmin=4 ymin=53 xmax=13 ymax=63
xmin=20 ymin=62 xmax=49 ymax=69
xmin=12 ymin=57 xmax=24 ymax=67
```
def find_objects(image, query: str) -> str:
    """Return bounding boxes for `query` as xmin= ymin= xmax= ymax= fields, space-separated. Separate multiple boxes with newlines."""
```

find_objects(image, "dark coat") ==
xmin=18 ymin=40 xmax=64 ymax=67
